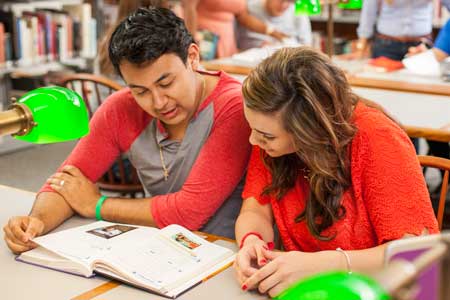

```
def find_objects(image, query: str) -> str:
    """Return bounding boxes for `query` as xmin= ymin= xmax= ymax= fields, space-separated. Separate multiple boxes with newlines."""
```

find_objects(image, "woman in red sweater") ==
xmin=234 ymin=47 xmax=439 ymax=297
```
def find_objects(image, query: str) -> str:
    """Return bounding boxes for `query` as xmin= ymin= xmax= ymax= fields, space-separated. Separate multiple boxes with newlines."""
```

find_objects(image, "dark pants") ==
xmin=371 ymin=35 xmax=420 ymax=61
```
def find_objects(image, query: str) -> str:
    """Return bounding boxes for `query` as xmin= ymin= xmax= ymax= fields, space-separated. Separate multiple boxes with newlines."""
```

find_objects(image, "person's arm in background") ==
xmin=295 ymin=15 xmax=312 ymax=46
xmin=340 ymin=0 xmax=378 ymax=59
xmin=432 ymin=18 xmax=450 ymax=61
xmin=408 ymin=19 xmax=450 ymax=61
xmin=236 ymin=9 xmax=288 ymax=41
xmin=181 ymin=0 xmax=201 ymax=41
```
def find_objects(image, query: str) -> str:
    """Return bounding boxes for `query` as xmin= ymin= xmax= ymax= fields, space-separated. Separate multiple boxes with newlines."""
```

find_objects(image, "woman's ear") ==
xmin=187 ymin=43 xmax=201 ymax=70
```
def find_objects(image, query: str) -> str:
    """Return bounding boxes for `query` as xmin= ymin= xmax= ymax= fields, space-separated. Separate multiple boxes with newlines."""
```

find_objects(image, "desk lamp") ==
xmin=0 ymin=86 xmax=89 ymax=143
xmin=295 ymin=0 xmax=362 ymax=57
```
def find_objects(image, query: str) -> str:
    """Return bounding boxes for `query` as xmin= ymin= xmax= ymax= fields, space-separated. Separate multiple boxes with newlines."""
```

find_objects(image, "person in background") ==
xmin=342 ymin=1 xmax=450 ymax=175
xmin=345 ymin=0 xmax=434 ymax=60
xmin=409 ymin=19 xmax=450 ymax=62
xmin=182 ymin=0 xmax=288 ymax=58
xmin=3 ymin=7 xmax=251 ymax=254
xmin=408 ymin=19 xmax=450 ymax=191
xmin=237 ymin=0 xmax=312 ymax=50
xmin=234 ymin=47 xmax=438 ymax=297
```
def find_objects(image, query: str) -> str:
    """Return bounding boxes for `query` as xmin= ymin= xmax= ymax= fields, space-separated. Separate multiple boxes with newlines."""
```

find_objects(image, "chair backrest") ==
xmin=58 ymin=73 xmax=144 ymax=197
xmin=418 ymin=155 xmax=450 ymax=230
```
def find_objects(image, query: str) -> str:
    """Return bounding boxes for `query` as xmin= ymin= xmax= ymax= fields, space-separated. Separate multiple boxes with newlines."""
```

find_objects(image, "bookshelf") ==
xmin=0 ymin=0 xmax=97 ymax=154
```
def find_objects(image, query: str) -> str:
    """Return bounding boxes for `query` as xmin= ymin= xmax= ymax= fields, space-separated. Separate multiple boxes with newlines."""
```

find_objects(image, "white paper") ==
xmin=402 ymin=50 xmax=441 ymax=76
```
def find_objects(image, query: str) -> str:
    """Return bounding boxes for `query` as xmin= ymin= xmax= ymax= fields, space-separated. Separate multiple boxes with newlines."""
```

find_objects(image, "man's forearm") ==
xmin=30 ymin=192 xmax=74 ymax=234
xmin=99 ymin=197 xmax=156 ymax=227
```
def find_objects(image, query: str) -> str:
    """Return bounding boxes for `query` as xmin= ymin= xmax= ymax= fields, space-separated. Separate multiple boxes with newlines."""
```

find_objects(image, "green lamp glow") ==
xmin=273 ymin=272 xmax=390 ymax=300
xmin=0 ymin=86 xmax=89 ymax=144
xmin=295 ymin=0 xmax=362 ymax=16
xmin=295 ymin=0 xmax=322 ymax=16
xmin=338 ymin=0 xmax=362 ymax=9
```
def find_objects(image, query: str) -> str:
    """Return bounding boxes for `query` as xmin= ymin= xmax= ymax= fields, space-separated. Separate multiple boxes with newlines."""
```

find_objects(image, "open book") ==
xmin=16 ymin=221 xmax=235 ymax=298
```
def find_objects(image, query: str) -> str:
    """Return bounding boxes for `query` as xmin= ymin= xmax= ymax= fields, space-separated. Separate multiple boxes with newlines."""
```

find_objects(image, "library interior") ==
xmin=1 ymin=1 xmax=450 ymax=299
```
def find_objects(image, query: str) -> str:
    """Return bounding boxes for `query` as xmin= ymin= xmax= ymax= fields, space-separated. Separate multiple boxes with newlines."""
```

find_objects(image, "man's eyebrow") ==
xmin=128 ymin=84 xmax=146 ymax=89
xmin=127 ymin=73 xmax=171 ymax=89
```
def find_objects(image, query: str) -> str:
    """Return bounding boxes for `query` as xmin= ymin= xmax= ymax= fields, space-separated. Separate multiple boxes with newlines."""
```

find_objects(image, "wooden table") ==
xmin=202 ymin=58 xmax=450 ymax=142
xmin=0 ymin=185 xmax=265 ymax=300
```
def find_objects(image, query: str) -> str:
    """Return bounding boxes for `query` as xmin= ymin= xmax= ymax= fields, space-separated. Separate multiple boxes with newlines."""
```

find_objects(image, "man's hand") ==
xmin=47 ymin=165 xmax=101 ymax=219
xmin=3 ymin=216 xmax=44 ymax=254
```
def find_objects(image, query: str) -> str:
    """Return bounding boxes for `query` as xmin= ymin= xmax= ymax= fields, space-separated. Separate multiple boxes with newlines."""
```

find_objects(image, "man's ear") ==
xmin=187 ymin=43 xmax=201 ymax=70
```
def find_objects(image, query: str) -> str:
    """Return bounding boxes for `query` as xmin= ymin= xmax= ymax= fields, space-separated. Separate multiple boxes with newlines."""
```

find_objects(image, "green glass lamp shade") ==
xmin=338 ymin=0 xmax=363 ymax=10
xmin=295 ymin=0 xmax=321 ymax=16
xmin=14 ymin=86 xmax=89 ymax=144
xmin=273 ymin=272 xmax=390 ymax=300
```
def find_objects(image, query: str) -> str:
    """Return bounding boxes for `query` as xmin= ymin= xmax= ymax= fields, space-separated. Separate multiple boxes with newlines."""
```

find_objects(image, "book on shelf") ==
xmin=0 ymin=1 xmax=96 ymax=68
xmin=16 ymin=221 xmax=235 ymax=299
xmin=0 ymin=22 xmax=5 ymax=65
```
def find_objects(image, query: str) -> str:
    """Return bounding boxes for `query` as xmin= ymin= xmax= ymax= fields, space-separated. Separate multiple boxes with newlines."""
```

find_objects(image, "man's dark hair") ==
xmin=108 ymin=7 xmax=194 ymax=76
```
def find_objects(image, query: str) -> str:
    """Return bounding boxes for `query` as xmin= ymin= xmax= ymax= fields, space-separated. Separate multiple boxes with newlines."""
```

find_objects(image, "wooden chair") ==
xmin=418 ymin=155 xmax=450 ymax=230
xmin=58 ymin=73 xmax=144 ymax=198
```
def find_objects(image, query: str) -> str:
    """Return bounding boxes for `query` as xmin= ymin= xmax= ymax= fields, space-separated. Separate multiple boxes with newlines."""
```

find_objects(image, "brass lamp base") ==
xmin=0 ymin=103 xmax=35 ymax=137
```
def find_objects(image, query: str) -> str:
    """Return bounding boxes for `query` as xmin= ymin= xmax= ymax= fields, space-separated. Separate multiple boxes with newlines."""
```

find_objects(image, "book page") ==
xmin=95 ymin=224 xmax=234 ymax=293
xmin=32 ymin=221 xmax=157 ymax=267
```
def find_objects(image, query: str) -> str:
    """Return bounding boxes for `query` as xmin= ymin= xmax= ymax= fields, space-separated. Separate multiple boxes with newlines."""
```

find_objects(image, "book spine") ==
xmin=0 ymin=23 xmax=5 ymax=65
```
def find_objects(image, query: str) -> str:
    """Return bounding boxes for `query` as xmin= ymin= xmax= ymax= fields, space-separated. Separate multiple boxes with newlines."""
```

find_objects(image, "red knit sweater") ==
xmin=242 ymin=102 xmax=439 ymax=251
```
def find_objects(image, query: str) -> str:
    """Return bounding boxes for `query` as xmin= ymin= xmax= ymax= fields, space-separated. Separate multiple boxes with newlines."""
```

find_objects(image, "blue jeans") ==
xmin=371 ymin=36 xmax=421 ymax=60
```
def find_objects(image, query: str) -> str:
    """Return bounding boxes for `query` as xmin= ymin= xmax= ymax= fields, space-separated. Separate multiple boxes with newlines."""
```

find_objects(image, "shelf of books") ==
xmin=0 ymin=0 xmax=97 ymax=71
xmin=0 ymin=0 xmax=98 ymax=154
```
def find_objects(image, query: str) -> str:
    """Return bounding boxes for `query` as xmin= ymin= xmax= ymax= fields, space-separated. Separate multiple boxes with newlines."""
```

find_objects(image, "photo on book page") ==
xmin=87 ymin=224 xmax=137 ymax=239
xmin=173 ymin=233 xmax=201 ymax=250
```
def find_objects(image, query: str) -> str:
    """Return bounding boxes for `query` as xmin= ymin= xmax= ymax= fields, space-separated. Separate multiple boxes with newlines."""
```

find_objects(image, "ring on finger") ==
xmin=60 ymin=180 xmax=65 ymax=187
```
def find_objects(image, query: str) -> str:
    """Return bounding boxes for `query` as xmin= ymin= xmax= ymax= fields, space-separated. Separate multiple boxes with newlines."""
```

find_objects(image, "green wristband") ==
xmin=95 ymin=195 xmax=108 ymax=221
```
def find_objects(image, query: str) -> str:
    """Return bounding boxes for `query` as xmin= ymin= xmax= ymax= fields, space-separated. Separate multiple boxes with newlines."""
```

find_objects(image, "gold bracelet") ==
xmin=336 ymin=247 xmax=352 ymax=274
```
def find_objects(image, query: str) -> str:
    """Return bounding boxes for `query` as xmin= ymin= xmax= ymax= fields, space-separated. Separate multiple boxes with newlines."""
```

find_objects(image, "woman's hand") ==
xmin=47 ymin=165 xmax=101 ymax=218
xmin=242 ymin=249 xmax=328 ymax=298
xmin=234 ymin=235 xmax=271 ymax=287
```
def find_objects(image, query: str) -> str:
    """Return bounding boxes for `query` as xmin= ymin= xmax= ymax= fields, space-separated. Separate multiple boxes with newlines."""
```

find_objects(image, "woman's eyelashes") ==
xmin=263 ymin=135 xmax=275 ymax=141
xmin=159 ymin=80 xmax=173 ymax=88
xmin=136 ymin=89 xmax=148 ymax=96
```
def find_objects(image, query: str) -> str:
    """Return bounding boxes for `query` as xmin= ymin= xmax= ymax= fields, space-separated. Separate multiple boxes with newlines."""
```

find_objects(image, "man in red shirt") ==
xmin=4 ymin=7 xmax=251 ymax=254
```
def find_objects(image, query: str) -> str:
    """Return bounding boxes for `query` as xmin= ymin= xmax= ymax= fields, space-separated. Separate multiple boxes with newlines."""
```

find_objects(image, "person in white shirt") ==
xmin=237 ymin=0 xmax=312 ymax=50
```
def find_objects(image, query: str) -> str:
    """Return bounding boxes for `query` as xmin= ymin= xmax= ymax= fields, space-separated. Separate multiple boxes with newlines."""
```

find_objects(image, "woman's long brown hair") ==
xmin=243 ymin=47 xmax=359 ymax=240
